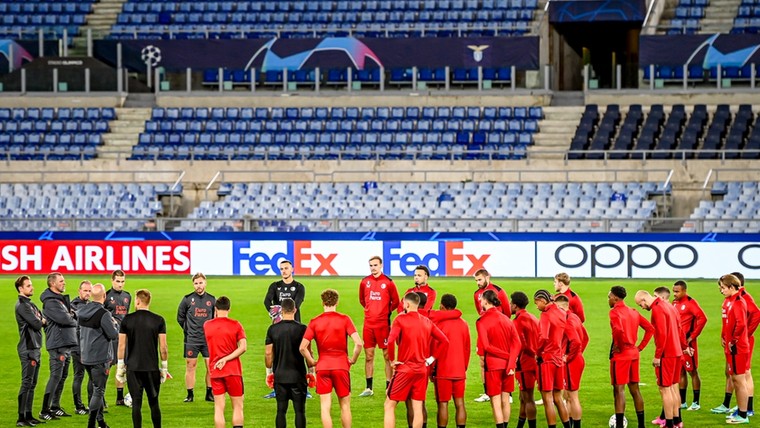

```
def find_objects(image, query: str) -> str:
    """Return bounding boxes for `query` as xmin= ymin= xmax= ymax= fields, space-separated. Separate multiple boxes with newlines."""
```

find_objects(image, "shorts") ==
xmin=363 ymin=323 xmax=390 ymax=349
xmin=434 ymin=378 xmax=465 ymax=402
xmin=517 ymin=368 xmax=537 ymax=391
xmin=211 ymin=375 xmax=244 ymax=397
xmin=184 ymin=343 xmax=209 ymax=359
xmin=610 ymin=358 xmax=640 ymax=386
xmin=316 ymin=369 xmax=351 ymax=398
xmin=655 ymin=356 xmax=681 ymax=387
xmin=682 ymin=343 xmax=698 ymax=373
xmin=484 ymin=369 xmax=515 ymax=396
xmin=727 ymin=352 xmax=749 ymax=376
xmin=565 ymin=355 xmax=585 ymax=392
xmin=387 ymin=371 xmax=428 ymax=402
xmin=537 ymin=361 xmax=566 ymax=392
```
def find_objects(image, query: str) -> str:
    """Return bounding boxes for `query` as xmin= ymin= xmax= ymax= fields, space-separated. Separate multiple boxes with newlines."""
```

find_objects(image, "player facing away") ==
xmin=533 ymin=289 xmax=571 ymax=428
xmin=358 ymin=256 xmax=400 ymax=397
xmin=116 ymin=289 xmax=170 ymax=428
xmin=204 ymin=296 xmax=247 ymax=428
xmin=553 ymin=272 xmax=585 ymax=323
xmin=718 ymin=274 xmax=752 ymax=424
xmin=177 ymin=272 xmax=216 ymax=403
xmin=265 ymin=298 xmax=308 ymax=428
xmin=399 ymin=265 xmax=437 ymax=312
xmin=428 ymin=293 xmax=471 ymax=428
xmin=607 ymin=285 xmax=654 ymax=428
xmin=15 ymin=275 xmax=46 ymax=427
xmin=384 ymin=292 xmax=449 ymax=428
xmin=671 ymin=280 xmax=707 ymax=412
xmin=476 ymin=290 xmax=522 ymax=428
xmin=299 ymin=289 xmax=363 ymax=428
xmin=510 ymin=291 xmax=540 ymax=428
xmin=473 ymin=269 xmax=510 ymax=403
xmin=70 ymin=280 xmax=93 ymax=416
xmin=554 ymin=294 xmax=588 ymax=428
xmin=105 ymin=269 xmax=131 ymax=406
xmin=634 ymin=290 xmax=686 ymax=428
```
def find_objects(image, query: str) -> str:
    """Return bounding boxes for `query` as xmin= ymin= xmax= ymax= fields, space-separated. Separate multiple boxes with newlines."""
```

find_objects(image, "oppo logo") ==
xmin=554 ymin=243 xmax=698 ymax=277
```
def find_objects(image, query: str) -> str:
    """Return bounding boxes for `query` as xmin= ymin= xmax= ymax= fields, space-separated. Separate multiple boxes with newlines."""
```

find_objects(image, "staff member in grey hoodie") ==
xmin=15 ymin=275 xmax=46 ymax=427
xmin=79 ymin=283 xmax=119 ymax=428
xmin=71 ymin=280 xmax=93 ymax=415
xmin=40 ymin=272 xmax=78 ymax=421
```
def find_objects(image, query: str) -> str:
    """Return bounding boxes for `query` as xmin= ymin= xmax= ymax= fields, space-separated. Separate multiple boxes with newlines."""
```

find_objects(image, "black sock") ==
xmin=574 ymin=419 xmax=581 ymax=428
xmin=206 ymin=387 xmax=212 ymax=395
xmin=659 ymin=408 xmax=665 ymax=419
xmin=636 ymin=410 xmax=645 ymax=428
xmin=528 ymin=420 xmax=537 ymax=428
xmin=693 ymin=389 xmax=700 ymax=404
xmin=561 ymin=420 xmax=570 ymax=428
xmin=386 ymin=380 xmax=390 ymax=390
xmin=517 ymin=418 xmax=526 ymax=428
xmin=116 ymin=388 xmax=124 ymax=401
xmin=738 ymin=410 xmax=748 ymax=418
xmin=548 ymin=425 xmax=556 ymax=428
xmin=665 ymin=420 xmax=673 ymax=428
xmin=366 ymin=377 xmax=373 ymax=390
xmin=748 ymin=396 xmax=754 ymax=412
xmin=615 ymin=413 xmax=624 ymax=428
xmin=679 ymin=388 xmax=686 ymax=405
xmin=674 ymin=414 xmax=681 ymax=424
xmin=233 ymin=426 xmax=243 ymax=428
xmin=723 ymin=392 xmax=733 ymax=408
xmin=483 ymin=383 xmax=488 ymax=395
xmin=422 ymin=424 xmax=427 ymax=428
xmin=457 ymin=425 xmax=466 ymax=428
xmin=187 ymin=388 xmax=194 ymax=398
xmin=439 ymin=426 xmax=447 ymax=428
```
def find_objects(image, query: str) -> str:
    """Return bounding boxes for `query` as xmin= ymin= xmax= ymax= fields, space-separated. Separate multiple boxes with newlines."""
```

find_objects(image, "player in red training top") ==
xmin=510 ymin=291 xmax=540 ymax=428
xmin=203 ymin=296 xmax=247 ymax=428
xmin=635 ymin=290 xmax=687 ymax=428
xmin=555 ymin=294 xmax=588 ymax=428
xmin=358 ymin=256 xmax=400 ymax=397
xmin=533 ymin=289 xmax=571 ymax=428
xmin=608 ymin=285 xmax=654 ymax=428
xmin=477 ymin=290 xmax=521 ymax=428
xmin=428 ymin=293 xmax=470 ymax=428
xmin=671 ymin=280 xmax=707 ymax=411
xmin=719 ymin=274 xmax=752 ymax=424
xmin=299 ymin=289 xmax=363 ymax=428
xmin=473 ymin=268 xmax=510 ymax=404
xmin=398 ymin=265 xmax=437 ymax=312
xmin=384 ymin=292 xmax=448 ymax=428
xmin=553 ymin=272 xmax=585 ymax=323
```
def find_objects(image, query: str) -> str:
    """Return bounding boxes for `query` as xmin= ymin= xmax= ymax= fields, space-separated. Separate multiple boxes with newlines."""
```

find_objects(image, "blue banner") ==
xmin=549 ymin=0 xmax=646 ymax=23
xmin=640 ymin=33 xmax=760 ymax=67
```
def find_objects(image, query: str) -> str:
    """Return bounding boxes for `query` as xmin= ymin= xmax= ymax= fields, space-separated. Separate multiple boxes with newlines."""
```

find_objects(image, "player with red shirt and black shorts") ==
xmin=203 ymin=296 xmax=247 ymax=428
xmin=511 ymin=291 xmax=540 ymax=428
xmin=358 ymin=256 xmax=400 ymax=397
xmin=477 ymin=290 xmax=521 ymax=428
xmin=553 ymin=272 xmax=585 ymax=323
xmin=608 ymin=285 xmax=654 ymax=428
xmin=719 ymin=274 xmax=752 ymax=424
xmin=399 ymin=265 xmax=437 ymax=312
xmin=555 ymin=294 xmax=588 ymax=428
xmin=533 ymin=289 xmax=571 ymax=428
xmin=384 ymin=292 xmax=449 ymax=428
xmin=473 ymin=269 xmax=510 ymax=404
xmin=671 ymin=280 xmax=707 ymax=412
xmin=299 ymin=289 xmax=363 ymax=428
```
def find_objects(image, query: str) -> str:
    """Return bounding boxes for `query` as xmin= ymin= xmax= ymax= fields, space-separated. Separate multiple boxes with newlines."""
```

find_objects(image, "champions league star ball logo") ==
xmin=141 ymin=45 xmax=162 ymax=68
xmin=468 ymin=45 xmax=489 ymax=62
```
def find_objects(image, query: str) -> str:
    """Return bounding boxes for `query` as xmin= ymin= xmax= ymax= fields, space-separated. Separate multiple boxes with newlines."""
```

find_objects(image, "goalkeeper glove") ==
xmin=115 ymin=360 xmax=127 ymax=384
xmin=266 ymin=368 xmax=275 ymax=389
xmin=306 ymin=369 xmax=316 ymax=388
xmin=160 ymin=361 xmax=169 ymax=384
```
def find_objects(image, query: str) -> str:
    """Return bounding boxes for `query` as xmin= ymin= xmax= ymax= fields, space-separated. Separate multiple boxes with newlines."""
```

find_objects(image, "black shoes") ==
xmin=183 ymin=396 xmax=194 ymax=402
xmin=114 ymin=399 xmax=126 ymax=407
xmin=50 ymin=408 xmax=72 ymax=417
xmin=38 ymin=411 xmax=59 ymax=421
xmin=205 ymin=392 xmax=214 ymax=402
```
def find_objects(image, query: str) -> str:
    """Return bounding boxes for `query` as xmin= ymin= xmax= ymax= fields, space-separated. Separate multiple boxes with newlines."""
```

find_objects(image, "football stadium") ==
xmin=2 ymin=0 xmax=760 ymax=426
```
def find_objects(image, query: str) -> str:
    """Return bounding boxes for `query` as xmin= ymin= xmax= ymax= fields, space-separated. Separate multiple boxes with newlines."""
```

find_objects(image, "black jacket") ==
xmin=16 ymin=295 xmax=44 ymax=354
xmin=40 ymin=288 xmax=77 ymax=350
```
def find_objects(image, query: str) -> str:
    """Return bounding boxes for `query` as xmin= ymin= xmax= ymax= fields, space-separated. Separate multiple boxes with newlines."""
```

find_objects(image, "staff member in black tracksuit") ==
xmin=15 ymin=275 xmax=46 ymax=427
xmin=40 ymin=272 xmax=78 ymax=421
xmin=105 ymin=270 xmax=131 ymax=406
xmin=263 ymin=260 xmax=305 ymax=323
xmin=79 ymin=283 xmax=119 ymax=428
xmin=71 ymin=280 xmax=93 ymax=415
xmin=177 ymin=272 xmax=216 ymax=403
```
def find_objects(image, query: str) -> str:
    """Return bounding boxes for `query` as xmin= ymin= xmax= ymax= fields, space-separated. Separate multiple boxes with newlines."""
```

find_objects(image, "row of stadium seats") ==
xmin=1 ymin=144 xmax=98 ymax=160
xmin=0 ymin=133 xmax=103 ymax=145
xmin=0 ymin=120 xmax=110 ymax=133
xmin=121 ymin=0 xmax=539 ymax=12
xmin=681 ymin=181 xmax=760 ymax=232
xmin=0 ymin=108 xmax=117 ymax=121
xmin=734 ymin=0 xmax=760 ymax=32
xmin=2 ymin=15 xmax=87 ymax=26
xmin=0 ymin=3 xmax=92 ymax=13
xmin=642 ymin=64 xmax=758 ymax=81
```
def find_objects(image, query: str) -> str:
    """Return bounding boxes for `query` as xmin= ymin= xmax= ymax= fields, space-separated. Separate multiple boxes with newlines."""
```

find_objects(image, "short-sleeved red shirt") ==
xmin=303 ymin=311 xmax=358 ymax=371
xmin=204 ymin=317 xmax=246 ymax=378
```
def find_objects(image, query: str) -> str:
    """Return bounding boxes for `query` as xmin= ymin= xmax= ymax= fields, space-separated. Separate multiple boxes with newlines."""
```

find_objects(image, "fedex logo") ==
xmin=232 ymin=240 xmax=338 ymax=276
xmin=383 ymin=241 xmax=490 ymax=276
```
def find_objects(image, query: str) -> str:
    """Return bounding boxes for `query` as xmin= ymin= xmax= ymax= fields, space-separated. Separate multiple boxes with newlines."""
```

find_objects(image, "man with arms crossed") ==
xmin=555 ymin=294 xmax=588 ymax=428
xmin=204 ymin=296 xmax=247 ymax=428
xmin=15 ymin=275 xmax=46 ymax=427
xmin=384 ymin=292 xmax=449 ymax=428
xmin=177 ymin=272 xmax=216 ymax=403
xmin=608 ymin=285 xmax=654 ymax=428
xmin=718 ymin=274 xmax=752 ymax=424
xmin=105 ymin=270 xmax=131 ymax=406
xmin=399 ymin=265 xmax=437 ymax=312
xmin=300 ymin=289 xmax=363 ymax=428
xmin=533 ymin=289 xmax=571 ymax=428
xmin=359 ymin=256 xmax=399 ymax=397
xmin=71 ymin=280 xmax=93 ymax=415
xmin=473 ymin=269 xmax=510 ymax=403
xmin=78 ymin=283 xmax=119 ymax=428
xmin=116 ymin=289 xmax=169 ymax=428
xmin=511 ymin=291 xmax=540 ymax=428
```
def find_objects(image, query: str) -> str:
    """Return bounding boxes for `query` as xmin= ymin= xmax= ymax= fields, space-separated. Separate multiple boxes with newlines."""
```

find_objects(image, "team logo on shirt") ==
xmin=191 ymin=298 xmax=195 ymax=305
xmin=366 ymin=282 xmax=371 ymax=288
xmin=290 ymin=287 xmax=295 ymax=291
xmin=123 ymin=297 xmax=129 ymax=304
xmin=681 ymin=305 xmax=686 ymax=310
xmin=381 ymin=283 xmax=386 ymax=289
xmin=206 ymin=301 xmax=212 ymax=307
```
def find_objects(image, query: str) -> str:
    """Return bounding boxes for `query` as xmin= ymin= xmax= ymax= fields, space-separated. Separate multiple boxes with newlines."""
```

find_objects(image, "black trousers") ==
xmin=85 ymin=362 xmax=109 ymax=423
xmin=44 ymin=346 xmax=71 ymax=410
xmin=72 ymin=350 xmax=94 ymax=408
xmin=18 ymin=350 xmax=41 ymax=418
xmin=274 ymin=382 xmax=307 ymax=428
xmin=127 ymin=370 xmax=162 ymax=428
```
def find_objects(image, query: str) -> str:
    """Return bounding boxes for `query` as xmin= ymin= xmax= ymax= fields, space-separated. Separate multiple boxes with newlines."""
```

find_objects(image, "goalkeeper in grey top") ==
xmin=177 ymin=272 xmax=216 ymax=403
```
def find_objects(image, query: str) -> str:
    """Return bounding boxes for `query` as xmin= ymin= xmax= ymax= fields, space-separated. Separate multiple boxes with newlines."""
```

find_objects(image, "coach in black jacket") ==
xmin=15 ymin=275 xmax=46 ymax=427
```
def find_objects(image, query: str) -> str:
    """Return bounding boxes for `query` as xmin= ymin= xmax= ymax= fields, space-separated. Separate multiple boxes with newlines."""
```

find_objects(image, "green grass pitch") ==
xmin=2 ymin=275 xmax=757 ymax=427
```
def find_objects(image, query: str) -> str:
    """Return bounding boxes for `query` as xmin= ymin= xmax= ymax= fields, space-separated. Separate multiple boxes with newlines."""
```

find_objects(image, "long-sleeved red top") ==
xmin=650 ymin=298 xmax=685 ymax=359
xmin=557 ymin=288 xmax=586 ymax=323
xmin=563 ymin=311 xmax=586 ymax=363
xmin=609 ymin=300 xmax=654 ymax=360
xmin=672 ymin=294 xmax=707 ymax=346
xmin=476 ymin=307 xmax=521 ymax=372
xmin=722 ymin=293 xmax=750 ymax=354
xmin=429 ymin=309 xmax=470 ymax=379
xmin=399 ymin=284 xmax=437 ymax=313
xmin=359 ymin=273 xmax=399 ymax=326
xmin=536 ymin=303 xmax=566 ymax=366
xmin=387 ymin=311 xmax=448 ymax=373
xmin=739 ymin=287 xmax=760 ymax=336
xmin=513 ymin=309 xmax=540 ymax=372
xmin=473 ymin=283 xmax=511 ymax=317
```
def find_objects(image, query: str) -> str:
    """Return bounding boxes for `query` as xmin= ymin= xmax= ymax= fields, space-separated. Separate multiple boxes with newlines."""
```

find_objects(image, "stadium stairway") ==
xmin=72 ymin=0 xmax=127 ymax=54
xmin=528 ymin=106 xmax=583 ymax=160
xmin=99 ymin=107 xmax=150 ymax=159
xmin=701 ymin=0 xmax=741 ymax=33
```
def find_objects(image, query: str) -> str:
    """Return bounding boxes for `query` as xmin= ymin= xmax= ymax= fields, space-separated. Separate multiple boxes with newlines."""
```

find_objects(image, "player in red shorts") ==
xmin=510 ymin=291 xmax=540 ymax=428
xmin=398 ymin=265 xmax=437 ymax=312
xmin=671 ymin=280 xmax=707 ymax=412
xmin=358 ymin=256 xmax=400 ymax=397
xmin=473 ymin=268 xmax=510 ymax=403
xmin=555 ymin=294 xmax=588 ymax=428
xmin=608 ymin=285 xmax=654 ymax=428
xmin=719 ymin=274 xmax=752 ymax=424
xmin=533 ymin=289 xmax=570 ymax=428
xmin=299 ymin=289 xmax=363 ymax=428
xmin=384 ymin=292 xmax=449 ymax=428
xmin=553 ymin=272 xmax=585 ymax=323
xmin=203 ymin=296 xmax=247 ymax=428
xmin=635 ymin=290 xmax=686 ymax=428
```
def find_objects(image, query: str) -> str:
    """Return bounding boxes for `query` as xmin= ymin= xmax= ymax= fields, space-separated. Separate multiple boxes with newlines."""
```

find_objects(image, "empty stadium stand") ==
xmin=734 ymin=0 xmax=760 ymax=33
xmin=681 ymin=181 xmax=760 ymax=232
xmin=0 ymin=0 xmax=93 ymax=40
